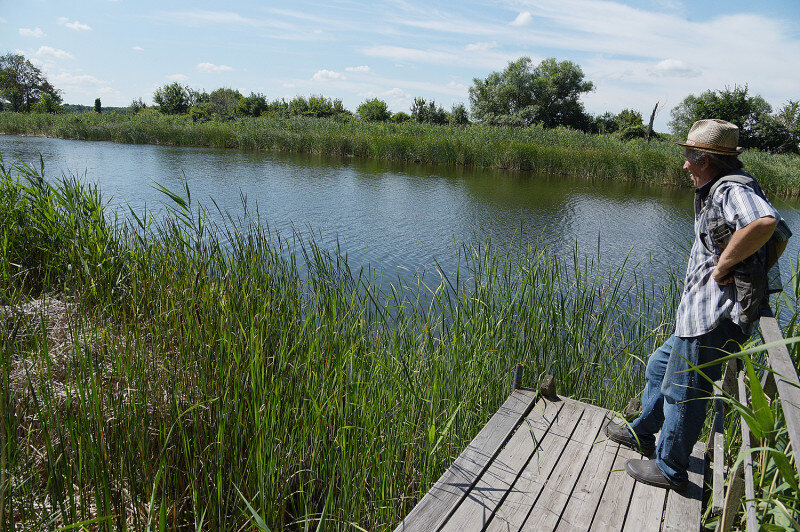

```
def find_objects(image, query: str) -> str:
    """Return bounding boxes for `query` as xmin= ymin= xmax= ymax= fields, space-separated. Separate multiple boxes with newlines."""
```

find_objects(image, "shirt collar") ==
xmin=695 ymin=175 xmax=722 ymax=204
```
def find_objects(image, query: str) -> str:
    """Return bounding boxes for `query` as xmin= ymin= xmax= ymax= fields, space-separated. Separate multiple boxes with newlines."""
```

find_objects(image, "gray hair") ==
xmin=684 ymin=148 xmax=744 ymax=173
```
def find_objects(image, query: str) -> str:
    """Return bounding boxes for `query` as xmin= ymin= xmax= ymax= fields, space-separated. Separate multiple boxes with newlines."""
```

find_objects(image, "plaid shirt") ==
xmin=674 ymin=172 xmax=790 ymax=337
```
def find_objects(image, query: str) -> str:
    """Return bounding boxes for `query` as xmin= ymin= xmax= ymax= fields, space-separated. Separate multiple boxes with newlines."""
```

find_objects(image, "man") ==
xmin=605 ymin=119 xmax=791 ymax=490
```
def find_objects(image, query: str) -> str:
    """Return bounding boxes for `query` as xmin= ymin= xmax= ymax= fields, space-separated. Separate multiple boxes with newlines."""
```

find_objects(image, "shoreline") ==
xmin=2 ymin=111 xmax=799 ymax=196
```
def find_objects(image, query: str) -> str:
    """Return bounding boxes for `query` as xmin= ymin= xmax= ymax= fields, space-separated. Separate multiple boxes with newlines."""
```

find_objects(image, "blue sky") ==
xmin=4 ymin=0 xmax=800 ymax=131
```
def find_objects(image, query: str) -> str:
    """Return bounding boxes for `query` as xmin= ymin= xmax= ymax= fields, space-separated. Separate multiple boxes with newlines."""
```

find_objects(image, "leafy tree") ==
xmin=411 ymin=97 xmax=447 ymax=125
xmin=391 ymin=111 xmax=411 ymax=123
xmin=616 ymin=109 xmax=642 ymax=129
xmin=750 ymin=113 xmax=798 ymax=154
xmin=619 ymin=125 xmax=648 ymax=141
xmin=189 ymin=102 xmax=213 ymax=122
xmin=448 ymin=103 xmax=470 ymax=126
xmin=308 ymin=95 xmax=334 ymax=118
xmin=669 ymin=85 xmax=771 ymax=148
xmin=613 ymin=109 xmax=645 ymax=141
xmin=281 ymin=95 xmax=349 ymax=119
xmin=592 ymin=112 xmax=619 ymax=134
xmin=268 ymin=98 xmax=290 ymax=118
xmin=94 ymin=98 xmax=102 ymax=114
xmin=237 ymin=92 xmax=269 ymax=117
xmin=0 ymin=53 xmax=61 ymax=112
xmin=205 ymin=88 xmax=242 ymax=120
xmin=776 ymin=100 xmax=800 ymax=132
xmin=332 ymin=98 xmax=350 ymax=116
xmin=469 ymin=57 xmax=593 ymax=129
xmin=129 ymin=97 xmax=146 ymax=114
xmin=288 ymin=96 xmax=309 ymax=117
xmin=357 ymin=98 xmax=391 ymax=122
xmin=30 ymin=93 xmax=63 ymax=114
xmin=153 ymin=82 xmax=191 ymax=114
xmin=773 ymin=100 xmax=800 ymax=153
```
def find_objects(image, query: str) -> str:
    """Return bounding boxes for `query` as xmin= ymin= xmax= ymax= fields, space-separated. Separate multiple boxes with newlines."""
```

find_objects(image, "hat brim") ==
xmin=676 ymin=141 xmax=744 ymax=155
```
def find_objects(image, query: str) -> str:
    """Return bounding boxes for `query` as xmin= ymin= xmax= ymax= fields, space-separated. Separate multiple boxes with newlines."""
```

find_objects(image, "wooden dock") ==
xmin=396 ymin=391 xmax=705 ymax=531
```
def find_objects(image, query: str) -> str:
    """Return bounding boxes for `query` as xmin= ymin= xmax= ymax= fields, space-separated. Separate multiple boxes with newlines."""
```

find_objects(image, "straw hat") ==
xmin=676 ymin=119 xmax=744 ymax=155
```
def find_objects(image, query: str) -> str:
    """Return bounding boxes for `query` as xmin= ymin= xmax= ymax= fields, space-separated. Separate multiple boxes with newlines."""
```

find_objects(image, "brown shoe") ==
xmin=625 ymin=459 xmax=688 ymax=490
xmin=605 ymin=421 xmax=655 ymax=456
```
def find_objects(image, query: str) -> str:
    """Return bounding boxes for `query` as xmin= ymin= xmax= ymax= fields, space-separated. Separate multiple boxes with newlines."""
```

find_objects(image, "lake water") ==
xmin=2 ymin=134 xmax=799 ymax=287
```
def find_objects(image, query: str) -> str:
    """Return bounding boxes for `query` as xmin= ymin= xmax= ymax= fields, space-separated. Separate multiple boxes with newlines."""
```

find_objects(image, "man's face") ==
xmin=683 ymin=151 xmax=709 ymax=188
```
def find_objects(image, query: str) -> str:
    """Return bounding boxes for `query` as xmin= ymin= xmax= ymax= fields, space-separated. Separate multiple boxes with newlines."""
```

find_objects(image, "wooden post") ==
xmin=716 ymin=462 xmax=744 ymax=532
xmin=710 ymin=359 xmax=737 ymax=513
xmin=513 ymin=363 xmax=523 ymax=390
xmin=737 ymin=372 xmax=757 ymax=531
xmin=540 ymin=374 xmax=556 ymax=398
xmin=623 ymin=398 xmax=641 ymax=421
xmin=645 ymin=102 xmax=658 ymax=141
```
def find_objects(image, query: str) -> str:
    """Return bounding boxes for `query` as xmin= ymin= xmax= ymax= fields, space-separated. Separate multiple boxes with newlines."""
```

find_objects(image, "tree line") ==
xmin=2 ymin=51 xmax=799 ymax=154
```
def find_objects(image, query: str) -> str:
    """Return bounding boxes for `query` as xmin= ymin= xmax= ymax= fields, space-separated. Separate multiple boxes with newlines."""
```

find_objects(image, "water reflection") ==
xmin=1 ymin=134 xmax=797 ymax=288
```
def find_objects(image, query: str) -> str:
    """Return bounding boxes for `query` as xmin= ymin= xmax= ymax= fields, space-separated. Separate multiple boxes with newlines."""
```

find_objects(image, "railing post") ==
xmin=512 ymin=363 xmax=523 ymax=390
xmin=540 ymin=374 xmax=557 ymax=399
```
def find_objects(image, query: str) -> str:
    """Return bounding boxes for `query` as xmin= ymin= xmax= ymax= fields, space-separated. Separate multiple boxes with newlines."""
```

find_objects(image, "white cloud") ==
xmin=312 ymin=69 xmax=345 ymax=81
xmin=52 ymin=72 xmax=104 ymax=86
xmin=58 ymin=17 xmax=92 ymax=31
xmin=157 ymin=10 xmax=293 ymax=31
xmin=36 ymin=46 xmax=74 ymax=60
xmin=197 ymin=62 xmax=233 ymax=73
xmin=346 ymin=65 xmax=371 ymax=73
xmin=362 ymin=46 xmax=461 ymax=65
xmin=465 ymin=41 xmax=498 ymax=52
xmin=283 ymin=83 xmax=296 ymax=88
xmin=167 ymin=73 xmax=189 ymax=81
xmin=509 ymin=12 xmax=533 ymax=26
xmin=19 ymin=27 xmax=46 ymax=38
xmin=132 ymin=46 xmax=145 ymax=51
xmin=384 ymin=88 xmax=406 ymax=98
xmin=650 ymin=58 xmax=700 ymax=78
xmin=358 ymin=87 xmax=413 ymax=112
xmin=68 ymin=21 xmax=92 ymax=31
xmin=97 ymin=87 xmax=122 ymax=99
xmin=362 ymin=45 xmax=515 ymax=69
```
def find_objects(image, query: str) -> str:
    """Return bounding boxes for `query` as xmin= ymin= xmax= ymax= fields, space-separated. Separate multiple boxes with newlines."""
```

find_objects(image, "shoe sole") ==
xmin=606 ymin=424 xmax=655 ymax=456
xmin=625 ymin=460 xmax=687 ymax=491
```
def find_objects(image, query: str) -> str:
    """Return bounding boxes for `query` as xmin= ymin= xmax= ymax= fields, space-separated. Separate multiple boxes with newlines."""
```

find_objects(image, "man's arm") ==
xmin=713 ymin=216 xmax=777 ymax=285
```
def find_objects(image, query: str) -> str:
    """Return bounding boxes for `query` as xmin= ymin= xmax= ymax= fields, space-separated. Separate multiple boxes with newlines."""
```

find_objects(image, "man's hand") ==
xmin=713 ymin=265 xmax=733 ymax=285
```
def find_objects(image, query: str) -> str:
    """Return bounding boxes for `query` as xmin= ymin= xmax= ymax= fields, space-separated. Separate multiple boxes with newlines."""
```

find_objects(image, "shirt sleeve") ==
xmin=717 ymin=183 xmax=780 ymax=231
xmin=774 ymin=219 xmax=793 ymax=242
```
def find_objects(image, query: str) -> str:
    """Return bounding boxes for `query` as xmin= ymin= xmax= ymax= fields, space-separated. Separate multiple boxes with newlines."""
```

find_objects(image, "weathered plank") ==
xmin=554 ymin=430 xmax=619 ymax=531
xmin=394 ymin=388 xmax=537 ymax=532
xmin=662 ymin=442 xmax=705 ymax=532
xmin=711 ymin=360 xmax=736 ymax=514
xmin=518 ymin=405 xmax=609 ymax=530
xmin=716 ymin=461 xmax=744 ymax=532
xmin=440 ymin=398 xmax=564 ymax=531
xmin=760 ymin=315 xmax=800 ymax=479
xmin=738 ymin=371 xmax=757 ymax=532
xmin=484 ymin=401 xmax=586 ymax=531
xmin=589 ymin=446 xmax=638 ymax=530
xmin=623 ymin=480 xmax=667 ymax=532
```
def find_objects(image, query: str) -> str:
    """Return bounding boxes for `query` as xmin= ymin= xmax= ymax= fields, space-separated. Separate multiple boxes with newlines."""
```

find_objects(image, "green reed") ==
xmin=3 ymin=111 xmax=800 ymax=196
xmin=0 ymin=158 xmax=795 ymax=530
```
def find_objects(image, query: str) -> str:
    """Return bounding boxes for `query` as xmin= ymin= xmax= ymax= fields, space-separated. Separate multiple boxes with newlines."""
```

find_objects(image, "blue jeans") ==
xmin=629 ymin=319 xmax=747 ymax=485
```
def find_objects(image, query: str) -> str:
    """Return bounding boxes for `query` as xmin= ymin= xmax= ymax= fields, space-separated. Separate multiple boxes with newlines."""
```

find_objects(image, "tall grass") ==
xmin=0 ymin=157 xmax=796 ymax=530
xmin=3 ymin=110 xmax=800 ymax=195
xmin=0 ymin=157 xmax=684 ymax=530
